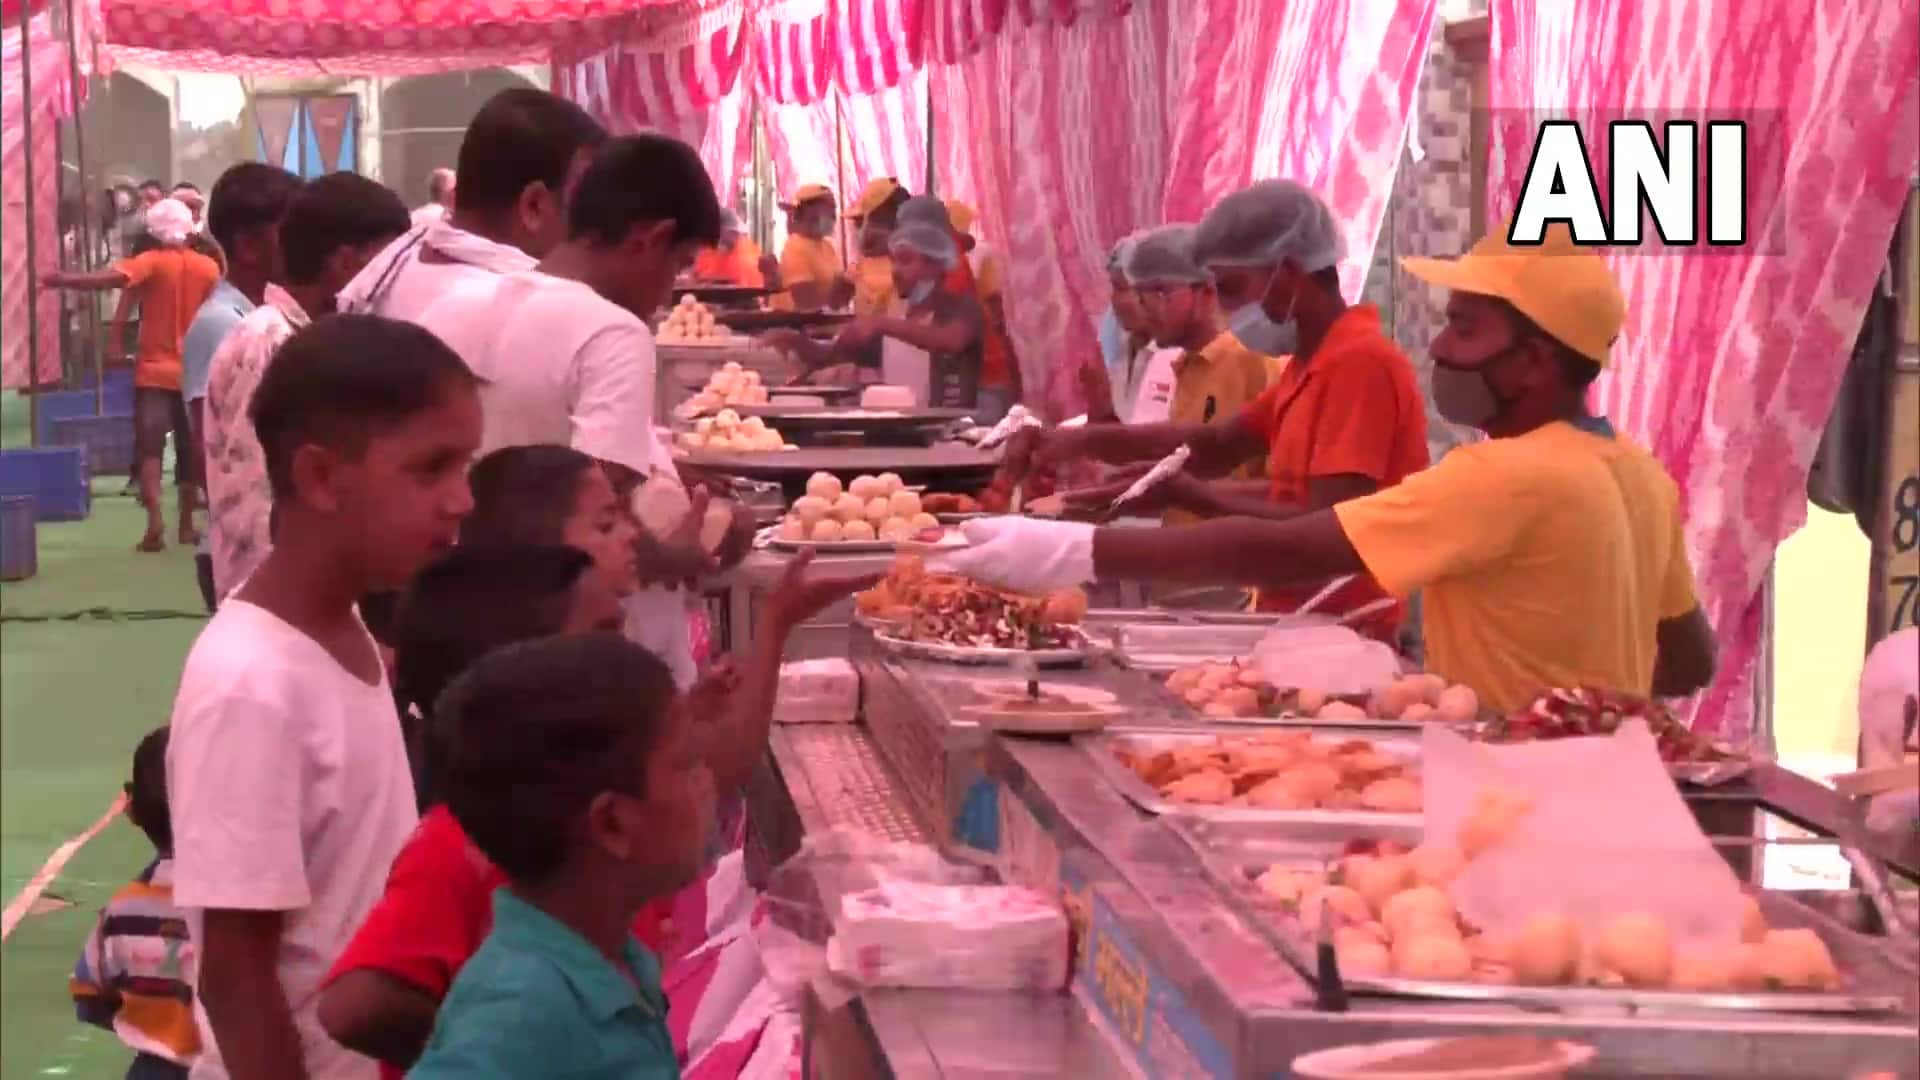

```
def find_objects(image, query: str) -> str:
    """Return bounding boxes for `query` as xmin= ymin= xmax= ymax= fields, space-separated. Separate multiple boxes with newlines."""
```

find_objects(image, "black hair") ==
xmin=206 ymin=163 xmax=302 ymax=261
xmin=1493 ymin=299 xmax=1602 ymax=389
xmin=277 ymin=171 xmax=409 ymax=286
xmin=170 ymin=181 xmax=201 ymax=194
xmin=395 ymin=544 xmax=596 ymax=808
xmin=1309 ymin=266 xmax=1341 ymax=294
xmin=454 ymin=89 xmax=606 ymax=216
xmin=127 ymin=727 xmax=172 ymax=854
xmin=567 ymin=134 xmax=723 ymax=249
xmin=438 ymin=633 xmax=677 ymax=884
xmin=461 ymin=445 xmax=597 ymax=549
xmin=249 ymin=313 xmax=478 ymax=500
xmin=138 ymin=179 xmax=165 ymax=194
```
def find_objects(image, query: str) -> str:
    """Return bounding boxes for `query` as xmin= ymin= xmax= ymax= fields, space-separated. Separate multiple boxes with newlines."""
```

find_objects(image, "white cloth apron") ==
xmin=1128 ymin=346 xmax=1181 ymax=424
xmin=880 ymin=335 xmax=932 ymax=407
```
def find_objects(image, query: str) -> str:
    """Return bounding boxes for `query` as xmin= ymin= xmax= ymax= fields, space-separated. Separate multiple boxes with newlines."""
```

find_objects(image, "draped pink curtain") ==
xmin=2 ymin=9 xmax=77 ymax=390
xmin=552 ymin=0 xmax=754 ymax=203
xmin=1487 ymin=0 xmax=1920 ymax=739
xmin=1161 ymin=0 xmax=1436 ymax=299
xmin=929 ymin=0 xmax=1434 ymax=418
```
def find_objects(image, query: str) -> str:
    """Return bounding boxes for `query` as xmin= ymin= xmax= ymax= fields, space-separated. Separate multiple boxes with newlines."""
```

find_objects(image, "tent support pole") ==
xmin=923 ymin=77 xmax=934 ymax=196
xmin=834 ymin=91 xmax=848 ymax=272
xmin=19 ymin=0 xmax=43 ymax=441
xmin=57 ymin=0 xmax=98 ymax=410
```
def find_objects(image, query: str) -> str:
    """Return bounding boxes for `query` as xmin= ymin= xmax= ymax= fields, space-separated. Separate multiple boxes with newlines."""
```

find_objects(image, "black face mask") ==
xmin=1430 ymin=344 xmax=1525 ymax=429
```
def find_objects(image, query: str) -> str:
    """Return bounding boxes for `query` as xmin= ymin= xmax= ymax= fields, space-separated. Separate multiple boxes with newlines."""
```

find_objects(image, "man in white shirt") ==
xmin=170 ymin=315 xmax=483 ymax=1080
xmin=337 ymin=89 xmax=605 ymax=323
xmin=409 ymin=168 xmax=455 ymax=228
xmin=203 ymin=174 xmax=412 ymax=599
xmin=416 ymin=134 xmax=744 ymax=687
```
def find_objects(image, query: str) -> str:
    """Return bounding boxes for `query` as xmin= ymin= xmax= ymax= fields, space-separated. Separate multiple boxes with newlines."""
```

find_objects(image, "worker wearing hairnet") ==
xmin=776 ymin=196 xmax=984 ymax=408
xmin=936 ymin=219 xmax=1718 ymax=716
xmin=1089 ymin=231 xmax=1174 ymax=423
xmin=984 ymin=181 xmax=1426 ymax=639
xmin=1117 ymin=223 xmax=1278 ymax=527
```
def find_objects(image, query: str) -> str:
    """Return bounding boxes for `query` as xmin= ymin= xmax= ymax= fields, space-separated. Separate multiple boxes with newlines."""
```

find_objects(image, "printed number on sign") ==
xmin=1892 ymin=475 xmax=1920 ymax=632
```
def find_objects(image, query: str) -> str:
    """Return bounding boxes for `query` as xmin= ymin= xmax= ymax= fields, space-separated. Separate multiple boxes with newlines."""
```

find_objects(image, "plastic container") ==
xmin=0 ymin=494 xmax=37 ymax=581
xmin=49 ymin=413 xmax=136 ymax=477
xmin=0 ymin=446 xmax=90 ymax=521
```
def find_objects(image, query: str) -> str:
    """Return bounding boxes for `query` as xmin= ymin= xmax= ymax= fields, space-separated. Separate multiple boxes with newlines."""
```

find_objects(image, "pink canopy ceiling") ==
xmin=96 ymin=0 xmax=709 ymax=75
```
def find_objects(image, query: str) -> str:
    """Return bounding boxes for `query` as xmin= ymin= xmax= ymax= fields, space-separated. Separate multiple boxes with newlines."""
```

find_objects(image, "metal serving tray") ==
xmin=1171 ymin=817 xmax=1910 ymax=1017
xmin=1080 ymin=729 xmax=1423 ymax=827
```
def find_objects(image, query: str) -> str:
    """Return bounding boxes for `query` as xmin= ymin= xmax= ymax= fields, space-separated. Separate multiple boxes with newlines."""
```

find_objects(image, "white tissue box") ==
xmin=776 ymin=659 xmax=859 ymax=724
xmin=826 ymin=882 xmax=1069 ymax=990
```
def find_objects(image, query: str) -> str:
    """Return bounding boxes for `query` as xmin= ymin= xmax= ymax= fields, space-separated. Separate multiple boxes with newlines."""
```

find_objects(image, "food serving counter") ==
xmin=746 ymin=624 xmax=1920 ymax=1079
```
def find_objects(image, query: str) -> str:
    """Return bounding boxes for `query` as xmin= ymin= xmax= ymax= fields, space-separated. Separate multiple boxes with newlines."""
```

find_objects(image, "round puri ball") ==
xmin=831 ymin=494 xmax=866 ymax=522
xmin=1360 ymin=777 xmax=1423 ymax=813
xmin=1393 ymin=933 xmax=1473 ymax=981
xmin=1375 ymin=678 xmax=1425 ymax=719
xmin=842 ymin=519 xmax=878 ymax=542
xmin=1511 ymin=913 xmax=1581 ymax=985
xmin=1295 ymin=687 xmax=1330 ymax=714
xmin=888 ymin=489 xmax=922 ymax=519
xmin=806 ymin=471 xmax=843 ymax=501
xmin=810 ymin=519 xmax=844 ymax=542
xmin=880 ymin=517 xmax=916 ymax=542
xmin=1669 ymin=945 xmax=1743 ymax=992
xmin=1435 ymin=684 xmax=1480 ymax=724
xmin=1383 ymin=886 xmax=1456 ymax=940
xmin=1317 ymin=701 xmax=1368 ymax=722
xmin=878 ymin=471 xmax=904 ymax=495
xmin=1597 ymin=912 xmax=1673 ymax=988
xmin=1408 ymin=844 xmax=1466 ymax=888
xmin=849 ymin=475 xmax=881 ymax=500
xmin=778 ymin=515 xmax=806 ymax=541
xmin=1413 ymin=672 xmax=1448 ymax=705
xmin=1300 ymin=885 xmax=1371 ymax=930
xmin=1758 ymin=928 xmax=1838 ymax=990
xmin=792 ymin=495 xmax=832 ymax=526
xmin=1337 ymin=938 xmax=1393 ymax=978
xmin=1342 ymin=854 xmax=1413 ymax=914
xmin=864 ymin=497 xmax=892 ymax=525
xmin=910 ymin=512 xmax=939 ymax=531
xmin=742 ymin=415 xmax=768 ymax=435
xmin=1167 ymin=668 xmax=1203 ymax=693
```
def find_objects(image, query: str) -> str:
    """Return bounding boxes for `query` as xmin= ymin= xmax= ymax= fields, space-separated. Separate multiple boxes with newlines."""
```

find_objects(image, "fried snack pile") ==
xmin=856 ymin=554 xmax=1088 ymax=650
xmin=1477 ymin=686 xmax=1737 ymax=764
xmin=1114 ymin=731 xmax=1422 ymax=812
xmin=1165 ymin=664 xmax=1481 ymax=724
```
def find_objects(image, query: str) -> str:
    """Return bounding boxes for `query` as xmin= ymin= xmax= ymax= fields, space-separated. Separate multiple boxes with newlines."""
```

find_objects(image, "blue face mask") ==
xmin=1230 ymin=302 xmax=1297 ymax=356
xmin=906 ymin=279 xmax=937 ymax=306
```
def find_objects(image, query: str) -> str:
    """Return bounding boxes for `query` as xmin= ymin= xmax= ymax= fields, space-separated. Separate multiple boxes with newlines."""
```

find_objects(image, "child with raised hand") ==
xmin=72 ymin=728 xmax=199 ymax=1079
xmin=165 ymin=314 xmax=481 ymax=1080
xmin=409 ymin=633 xmax=712 ymax=1078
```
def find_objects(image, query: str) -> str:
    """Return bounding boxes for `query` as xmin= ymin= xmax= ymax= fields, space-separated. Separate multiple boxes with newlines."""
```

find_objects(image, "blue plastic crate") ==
xmin=71 ymin=368 xmax=137 ymax=413
xmin=0 ymin=494 xmax=35 ymax=580
xmin=0 ymin=446 xmax=90 ymax=522
xmin=31 ymin=389 xmax=104 ymax=446
xmin=49 ymin=413 xmax=136 ymax=477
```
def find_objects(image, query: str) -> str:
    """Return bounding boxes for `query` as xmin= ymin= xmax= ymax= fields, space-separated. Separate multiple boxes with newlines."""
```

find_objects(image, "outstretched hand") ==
xmin=761 ymin=549 xmax=881 ymax=634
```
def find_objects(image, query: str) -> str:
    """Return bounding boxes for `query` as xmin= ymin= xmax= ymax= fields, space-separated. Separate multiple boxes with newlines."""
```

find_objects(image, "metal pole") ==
xmin=19 ymin=0 xmax=44 ymax=444
xmin=922 ymin=78 xmax=934 ymax=197
xmin=57 ymin=0 xmax=98 ymax=410
xmin=834 ymin=91 xmax=848 ymax=272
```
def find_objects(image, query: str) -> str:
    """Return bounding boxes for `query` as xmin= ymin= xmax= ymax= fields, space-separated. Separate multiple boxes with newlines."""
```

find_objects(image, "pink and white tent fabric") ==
xmin=2 ymin=8 xmax=84 ymax=390
xmin=1485 ymin=0 xmax=1920 ymax=739
xmin=551 ymin=0 xmax=755 ymax=203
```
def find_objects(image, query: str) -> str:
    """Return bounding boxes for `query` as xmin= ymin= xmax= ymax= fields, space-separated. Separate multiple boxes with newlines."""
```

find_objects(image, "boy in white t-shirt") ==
xmin=166 ymin=314 xmax=483 ymax=1080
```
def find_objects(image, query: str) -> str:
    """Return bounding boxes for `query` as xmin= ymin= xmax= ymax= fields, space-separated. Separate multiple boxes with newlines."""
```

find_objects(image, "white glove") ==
xmin=930 ymin=517 xmax=1096 ymax=595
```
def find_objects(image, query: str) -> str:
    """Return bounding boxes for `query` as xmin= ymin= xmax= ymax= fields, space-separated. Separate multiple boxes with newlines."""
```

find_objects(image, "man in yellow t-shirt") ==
xmin=933 ymin=222 xmax=1719 ymax=714
xmin=847 ymin=177 xmax=908 ymax=316
xmin=770 ymin=183 xmax=848 ymax=311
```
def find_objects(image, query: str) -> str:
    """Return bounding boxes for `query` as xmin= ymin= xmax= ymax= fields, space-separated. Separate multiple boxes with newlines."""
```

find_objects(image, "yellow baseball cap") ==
xmin=782 ymin=182 xmax=833 ymax=209
xmin=1401 ymin=221 xmax=1625 ymax=366
xmin=848 ymin=177 xmax=903 ymax=220
xmin=945 ymin=200 xmax=977 ymax=235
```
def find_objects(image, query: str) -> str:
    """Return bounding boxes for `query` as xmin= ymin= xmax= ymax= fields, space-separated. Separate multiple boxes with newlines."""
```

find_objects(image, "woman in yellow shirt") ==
xmin=934 ymin=224 xmax=1719 ymax=714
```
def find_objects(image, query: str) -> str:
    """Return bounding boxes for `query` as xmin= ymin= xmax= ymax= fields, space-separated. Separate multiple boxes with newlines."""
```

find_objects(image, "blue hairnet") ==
xmin=888 ymin=221 xmax=958 ymax=268
xmin=896 ymin=196 xmax=953 ymax=233
xmin=1123 ymin=224 xmax=1209 ymax=287
xmin=1107 ymin=229 xmax=1151 ymax=275
xmin=1192 ymin=179 xmax=1344 ymax=273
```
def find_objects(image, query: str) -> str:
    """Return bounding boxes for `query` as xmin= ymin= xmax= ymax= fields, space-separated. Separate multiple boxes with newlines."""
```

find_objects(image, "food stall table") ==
xmin=681 ymin=444 xmax=1002 ymax=500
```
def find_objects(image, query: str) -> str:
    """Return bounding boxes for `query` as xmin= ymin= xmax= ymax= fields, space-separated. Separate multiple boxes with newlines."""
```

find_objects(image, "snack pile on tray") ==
xmin=920 ymin=492 xmax=982 ymax=515
xmin=778 ymin=472 xmax=941 ymax=543
xmin=679 ymin=360 xmax=770 ymax=415
xmin=1166 ymin=663 xmax=1481 ymax=724
xmin=676 ymin=407 xmax=796 ymax=453
xmin=658 ymin=295 xmax=733 ymax=345
xmin=856 ymin=554 xmax=1088 ymax=650
xmin=1115 ymin=732 xmax=1422 ymax=812
xmin=1476 ymin=686 xmax=1738 ymax=764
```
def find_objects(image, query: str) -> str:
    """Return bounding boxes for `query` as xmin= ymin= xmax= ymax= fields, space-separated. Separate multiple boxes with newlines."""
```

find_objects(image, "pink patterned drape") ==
xmin=930 ymin=0 xmax=1434 ymax=418
xmin=553 ymin=0 xmax=754 ymax=203
xmin=1486 ymin=0 xmax=1920 ymax=739
xmin=2 ymin=9 xmax=77 ymax=391
xmin=1161 ymin=0 xmax=1436 ymax=299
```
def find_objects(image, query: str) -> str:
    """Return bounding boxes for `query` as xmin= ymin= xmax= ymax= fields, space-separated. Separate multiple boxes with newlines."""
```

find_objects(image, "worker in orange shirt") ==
xmin=770 ymin=183 xmax=850 ymax=311
xmin=946 ymin=201 xmax=1022 ymax=422
xmin=691 ymin=209 xmax=774 ymax=288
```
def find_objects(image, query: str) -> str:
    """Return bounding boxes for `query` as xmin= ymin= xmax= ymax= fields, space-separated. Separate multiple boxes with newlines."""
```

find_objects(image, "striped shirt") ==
xmin=71 ymin=857 xmax=199 ymax=1066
